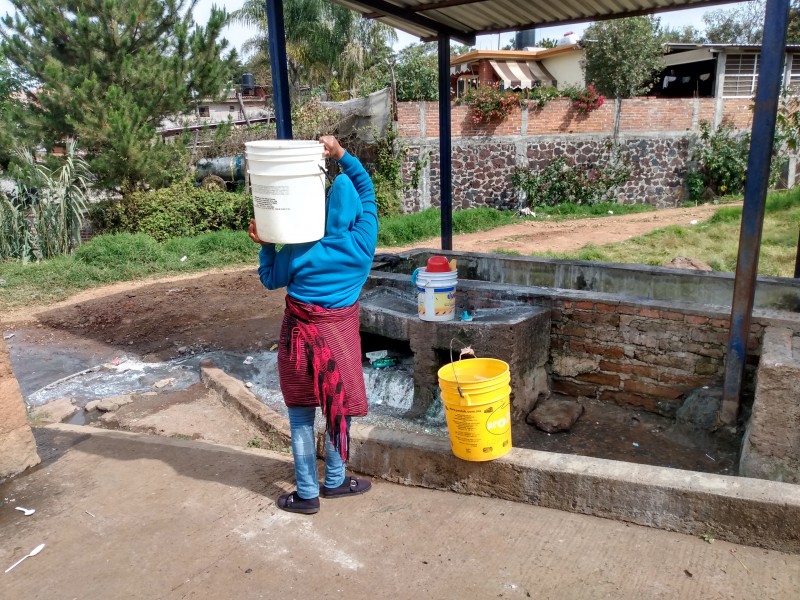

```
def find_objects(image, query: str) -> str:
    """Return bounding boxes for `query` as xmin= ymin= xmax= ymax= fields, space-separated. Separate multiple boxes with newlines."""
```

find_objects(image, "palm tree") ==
xmin=232 ymin=0 xmax=396 ymax=98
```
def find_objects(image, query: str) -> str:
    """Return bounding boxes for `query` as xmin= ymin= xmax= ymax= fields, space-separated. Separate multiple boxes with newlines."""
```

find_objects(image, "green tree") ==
xmin=232 ymin=0 xmax=395 ymax=99
xmin=0 ymin=48 xmax=28 ymax=167
xmin=395 ymin=43 xmax=438 ymax=102
xmin=660 ymin=25 xmax=705 ymax=43
xmin=582 ymin=17 xmax=665 ymax=98
xmin=1 ymin=0 xmax=236 ymax=191
xmin=703 ymin=1 xmax=765 ymax=44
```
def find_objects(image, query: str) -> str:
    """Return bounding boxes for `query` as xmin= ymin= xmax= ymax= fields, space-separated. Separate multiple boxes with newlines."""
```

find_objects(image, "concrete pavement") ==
xmin=1 ymin=424 xmax=798 ymax=599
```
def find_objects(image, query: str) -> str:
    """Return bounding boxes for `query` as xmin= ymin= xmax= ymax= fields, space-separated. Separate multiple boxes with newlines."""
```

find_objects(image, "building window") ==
xmin=723 ymin=53 xmax=759 ymax=97
xmin=198 ymin=106 xmax=210 ymax=117
xmin=787 ymin=54 xmax=800 ymax=91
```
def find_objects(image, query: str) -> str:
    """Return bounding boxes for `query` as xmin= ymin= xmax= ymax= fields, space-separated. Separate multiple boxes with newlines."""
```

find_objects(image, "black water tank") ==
xmin=515 ymin=29 xmax=537 ymax=50
xmin=242 ymin=72 xmax=255 ymax=95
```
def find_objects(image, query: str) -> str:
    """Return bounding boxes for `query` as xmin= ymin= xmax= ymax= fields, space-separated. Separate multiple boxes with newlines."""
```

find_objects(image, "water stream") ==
xmin=23 ymin=348 xmax=447 ymax=437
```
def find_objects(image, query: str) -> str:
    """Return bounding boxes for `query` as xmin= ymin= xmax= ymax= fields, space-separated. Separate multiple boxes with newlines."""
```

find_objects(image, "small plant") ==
xmin=520 ymin=85 xmax=560 ymax=110
xmin=457 ymin=82 xmax=521 ymax=123
xmin=371 ymin=127 xmax=405 ymax=217
xmin=247 ymin=438 xmax=263 ymax=448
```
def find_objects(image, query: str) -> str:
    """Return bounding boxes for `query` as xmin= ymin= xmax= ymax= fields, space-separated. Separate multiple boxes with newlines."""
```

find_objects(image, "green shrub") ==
xmin=687 ymin=121 xmax=749 ymax=201
xmin=511 ymin=152 xmax=631 ymax=208
xmin=90 ymin=182 xmax=253 ymax=241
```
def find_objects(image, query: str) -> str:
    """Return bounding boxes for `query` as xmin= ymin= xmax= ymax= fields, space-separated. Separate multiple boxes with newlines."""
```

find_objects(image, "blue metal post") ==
xmin=720 ymin=0 xmax=790 ymax=425
xmin=265 ymin=0 xmax=293 ymax=139
xmin=438 ymin=35 xmax=452 ymax=250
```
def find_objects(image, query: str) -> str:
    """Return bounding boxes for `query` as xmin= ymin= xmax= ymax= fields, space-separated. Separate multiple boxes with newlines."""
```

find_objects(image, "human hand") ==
xmin=248 ymin=218 xmax=271 ymax=245
xmin=320 ymin=135 xmax=345 ymax=160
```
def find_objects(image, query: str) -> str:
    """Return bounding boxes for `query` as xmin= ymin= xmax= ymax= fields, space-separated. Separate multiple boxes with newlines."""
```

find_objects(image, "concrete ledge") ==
xmin=202 ymin=365 xmax=800 ymax=552
xmin=200 ymin=365 xmax=291 ymax=450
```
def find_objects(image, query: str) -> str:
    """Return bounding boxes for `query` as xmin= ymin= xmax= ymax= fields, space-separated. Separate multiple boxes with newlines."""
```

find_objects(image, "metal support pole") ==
xmin=438 ymin=35 xmax=452 ymax=250
xmin=795 ymin=228 xmax=800 ymax=278
xmin=720 ymin=0 xmax=790 ymax=425
xmin=265 ymin=0 xmax=293 ymax=139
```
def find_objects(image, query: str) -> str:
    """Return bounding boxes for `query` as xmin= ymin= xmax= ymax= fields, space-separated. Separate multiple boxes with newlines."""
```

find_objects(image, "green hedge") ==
xmin=90 ymin=182 xmax=253 ymax=242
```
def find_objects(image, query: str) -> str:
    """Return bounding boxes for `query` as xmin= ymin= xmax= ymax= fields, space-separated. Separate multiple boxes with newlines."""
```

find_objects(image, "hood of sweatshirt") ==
xmin=324 ymin=172 xmax=362 ymax=237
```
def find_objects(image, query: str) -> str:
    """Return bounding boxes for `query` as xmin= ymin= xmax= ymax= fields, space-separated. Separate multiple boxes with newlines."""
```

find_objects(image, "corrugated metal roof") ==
xmin=326 ymin=0 xmax=739 ymax=45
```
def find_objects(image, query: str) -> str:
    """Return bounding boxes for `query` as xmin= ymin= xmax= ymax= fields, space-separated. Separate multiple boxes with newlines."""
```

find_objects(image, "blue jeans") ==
xmin=287 ymin=406 xmax=350 ymax=500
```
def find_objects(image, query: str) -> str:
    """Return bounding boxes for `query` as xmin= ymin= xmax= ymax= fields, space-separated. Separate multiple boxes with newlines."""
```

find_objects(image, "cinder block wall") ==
xmin=0 ymin=339 xmax=40 ymax=478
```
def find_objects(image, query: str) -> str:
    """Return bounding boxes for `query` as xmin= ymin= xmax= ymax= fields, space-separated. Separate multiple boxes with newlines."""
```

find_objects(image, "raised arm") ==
xmin=328 ymin=151 xmax=378 ymax=257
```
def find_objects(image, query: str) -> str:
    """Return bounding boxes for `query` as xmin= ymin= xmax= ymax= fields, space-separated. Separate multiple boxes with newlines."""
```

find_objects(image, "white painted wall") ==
xmin=542 ymin=50 xmax=585 ymax=89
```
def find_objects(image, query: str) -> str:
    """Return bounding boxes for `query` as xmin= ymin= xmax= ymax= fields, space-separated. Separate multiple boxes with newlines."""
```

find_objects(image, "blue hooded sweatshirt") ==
xmin=257 ymin=151 xmax=378 ymax=308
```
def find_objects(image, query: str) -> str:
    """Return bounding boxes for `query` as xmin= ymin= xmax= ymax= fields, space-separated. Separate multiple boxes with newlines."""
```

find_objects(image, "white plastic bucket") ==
xmin=412 ymin=267 xmax=458 ymax=322
xmin=245 ymin=140 xmax=326 ymax=244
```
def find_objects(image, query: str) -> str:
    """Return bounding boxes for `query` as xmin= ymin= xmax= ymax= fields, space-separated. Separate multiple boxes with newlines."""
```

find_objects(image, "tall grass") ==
xmin=0 ymin=141 xmax=91 ymax=261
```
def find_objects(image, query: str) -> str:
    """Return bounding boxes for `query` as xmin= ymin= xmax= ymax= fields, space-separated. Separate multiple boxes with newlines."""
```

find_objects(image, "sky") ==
xmin=0 ymin=0 xmax=748 ymax=57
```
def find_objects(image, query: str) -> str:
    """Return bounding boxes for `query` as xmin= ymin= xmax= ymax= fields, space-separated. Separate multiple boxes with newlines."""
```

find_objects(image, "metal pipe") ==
xmin=265 ymin=0 xmax=293 ymax=139
xmin=438 ymin=35 xmax=453 ymax=251
xmin=720 ymin=0 xmax=790 ymax=425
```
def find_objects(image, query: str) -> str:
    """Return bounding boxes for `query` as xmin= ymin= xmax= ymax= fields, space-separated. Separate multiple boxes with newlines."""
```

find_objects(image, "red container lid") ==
xmin=426 ymin=255 xmax=451 ymax=272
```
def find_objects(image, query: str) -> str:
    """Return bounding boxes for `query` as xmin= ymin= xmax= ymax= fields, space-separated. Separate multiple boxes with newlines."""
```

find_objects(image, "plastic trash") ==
xmin=4 ymin=543 xmax=45 ymax=573
xmin=365 ymin=350 xmax=387 ymax=364
xmin=3 ymin=333 xmax=14 ymax=340
xmin=461 ymin=310 xmax=473 ymax=322
xmin=243 ymin=356 xmax=254 ymax=365
xmin=371 ymin=357 xmax=398 ymax=369
xmin=180 ymin=256 xmax=188 ymax=262
xmin=14 ymin=507 xmax=34 ymax=516
xmin=690 ymin=220 xmax=698 ymax=225
xmin=632 ymin=442 xmax=640 ymax=447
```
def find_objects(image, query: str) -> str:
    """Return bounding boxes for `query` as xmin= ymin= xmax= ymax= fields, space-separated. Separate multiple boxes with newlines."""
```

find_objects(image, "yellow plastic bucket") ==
xmin=437 ymin=358 xmax=512 ymax=462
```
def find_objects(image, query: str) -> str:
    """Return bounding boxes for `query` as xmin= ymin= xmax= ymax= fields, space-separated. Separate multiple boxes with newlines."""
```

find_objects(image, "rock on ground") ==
xmin=527 ymin=397 xmax=585 ymax=433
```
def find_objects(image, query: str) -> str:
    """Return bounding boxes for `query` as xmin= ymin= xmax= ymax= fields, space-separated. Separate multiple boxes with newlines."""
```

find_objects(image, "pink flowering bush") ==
xmin=568 ymin=83 xmax=605 ymax=114
xmin=457 ymin=83 xmax=521 ymax=123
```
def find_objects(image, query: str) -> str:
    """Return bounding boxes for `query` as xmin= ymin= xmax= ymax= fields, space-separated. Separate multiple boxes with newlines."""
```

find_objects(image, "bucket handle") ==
xmin=449 ymin=337 xmax=476 ymax=399
xmin=319 ymin=164 xmax=334 ymax=185
xmin=411 ymin=267 xmax=422 ymax=287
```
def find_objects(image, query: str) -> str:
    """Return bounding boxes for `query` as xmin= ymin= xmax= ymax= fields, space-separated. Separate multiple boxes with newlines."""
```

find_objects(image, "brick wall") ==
xmin=396 ymin=96 xmax=762 ymax=210
xmin=548 ymin=299 xmax=764 ymax=416
xmin=399 ymin=97 xmax=740 ymax=138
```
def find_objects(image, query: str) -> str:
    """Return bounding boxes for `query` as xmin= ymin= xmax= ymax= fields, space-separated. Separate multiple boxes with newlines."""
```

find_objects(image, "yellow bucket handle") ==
xmin=449 ymin=337 xmax=476 ymax=399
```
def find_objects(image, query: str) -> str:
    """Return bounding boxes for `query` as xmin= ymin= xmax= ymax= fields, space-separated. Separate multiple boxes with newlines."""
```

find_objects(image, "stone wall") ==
xmin=740 ymin=326 xmax=800 ymax=483
xmin=0 ymin=339 xmax=40 ymax=479
xmin=396 ymin=97 xmax=764 ymax=211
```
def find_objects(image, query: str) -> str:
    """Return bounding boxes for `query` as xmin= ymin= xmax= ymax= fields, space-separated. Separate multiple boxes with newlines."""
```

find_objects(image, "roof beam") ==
xmin=477 ymin=0 xmax=737 ymax=36
xmin=355 ymin=0 xmax=476 ymax=44
xmin=364 ymin=0 xmax=487 ymax=18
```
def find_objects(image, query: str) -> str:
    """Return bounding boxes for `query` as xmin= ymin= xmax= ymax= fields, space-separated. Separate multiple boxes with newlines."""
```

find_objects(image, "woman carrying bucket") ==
xmin=248 ymin=135 xmax=377 ymax=514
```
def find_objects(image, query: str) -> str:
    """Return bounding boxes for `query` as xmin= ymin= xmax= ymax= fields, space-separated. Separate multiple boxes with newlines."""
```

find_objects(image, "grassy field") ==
xmin=547 ymin=190 xmax=800 ymax=278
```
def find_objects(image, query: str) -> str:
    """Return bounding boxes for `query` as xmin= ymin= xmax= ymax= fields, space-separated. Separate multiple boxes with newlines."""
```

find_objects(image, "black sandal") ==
xmin=321 ymin=476 xmax=372 ymax=499
xmin=277 ymin=491 xmax=320 ymax=514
